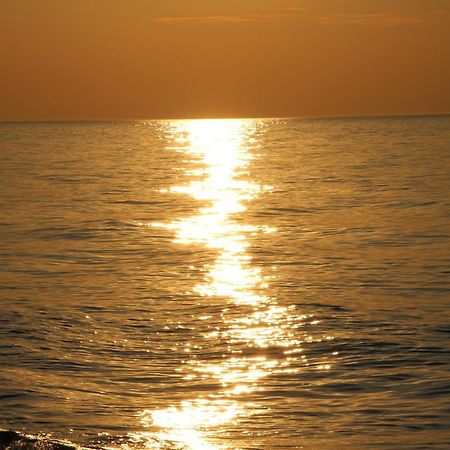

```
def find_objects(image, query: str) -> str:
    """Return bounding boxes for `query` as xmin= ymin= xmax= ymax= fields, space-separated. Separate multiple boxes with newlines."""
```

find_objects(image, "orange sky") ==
xmin=1 ymin=0 xmax=449 ymax=120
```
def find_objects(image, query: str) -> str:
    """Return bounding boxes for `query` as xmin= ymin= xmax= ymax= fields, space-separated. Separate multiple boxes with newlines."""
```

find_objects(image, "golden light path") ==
xmin=136 ymin=119 xmax=309 ymax=449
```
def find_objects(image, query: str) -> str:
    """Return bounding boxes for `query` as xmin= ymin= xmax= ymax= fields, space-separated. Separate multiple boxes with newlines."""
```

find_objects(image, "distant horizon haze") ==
xmin=0 ymin=112 xmax=449 ymax=124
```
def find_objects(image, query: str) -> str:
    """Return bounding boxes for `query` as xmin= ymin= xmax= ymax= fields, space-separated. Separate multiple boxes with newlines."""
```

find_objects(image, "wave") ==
xmin=0 ymin=430 xmax=83 ymax=450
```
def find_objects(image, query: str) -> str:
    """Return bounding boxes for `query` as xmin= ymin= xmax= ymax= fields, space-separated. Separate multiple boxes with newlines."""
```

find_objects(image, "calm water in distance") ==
xmin=0 ymin=116 xmax=449 ymax=449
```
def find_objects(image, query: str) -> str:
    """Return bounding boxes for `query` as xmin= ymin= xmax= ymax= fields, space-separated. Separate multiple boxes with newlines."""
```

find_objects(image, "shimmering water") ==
xmin=0 ymin=116 xmax=449 ymax=449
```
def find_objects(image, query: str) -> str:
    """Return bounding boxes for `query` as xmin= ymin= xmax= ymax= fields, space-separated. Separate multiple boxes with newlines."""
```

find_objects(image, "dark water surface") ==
xmin=0 ymin=117 xmax=449 ymax=449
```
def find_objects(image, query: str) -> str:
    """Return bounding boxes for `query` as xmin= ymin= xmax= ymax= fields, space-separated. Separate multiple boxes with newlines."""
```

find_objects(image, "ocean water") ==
xmin=0 ymin=116 xmax=449 ymax=449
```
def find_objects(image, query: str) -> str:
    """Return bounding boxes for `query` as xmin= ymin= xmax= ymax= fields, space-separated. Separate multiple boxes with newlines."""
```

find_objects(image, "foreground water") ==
xmin=0 ymin=116 xmax=449 ymax=449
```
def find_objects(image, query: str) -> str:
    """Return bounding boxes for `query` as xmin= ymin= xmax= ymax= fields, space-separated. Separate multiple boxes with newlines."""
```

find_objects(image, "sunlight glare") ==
xmin=140 ymin=119 xmax=311 ymax=449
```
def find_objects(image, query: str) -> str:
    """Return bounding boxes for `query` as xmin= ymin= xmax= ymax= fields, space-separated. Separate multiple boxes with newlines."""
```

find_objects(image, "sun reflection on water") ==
xmin=139 ymin=119 xmax=306 ymax=449
xmin=137 ymin=399 xmax=243 ymax=450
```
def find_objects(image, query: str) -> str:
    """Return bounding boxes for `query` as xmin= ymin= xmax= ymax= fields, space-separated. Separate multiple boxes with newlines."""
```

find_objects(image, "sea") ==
xmin=0 ymin=116 xmax=449 ymax=449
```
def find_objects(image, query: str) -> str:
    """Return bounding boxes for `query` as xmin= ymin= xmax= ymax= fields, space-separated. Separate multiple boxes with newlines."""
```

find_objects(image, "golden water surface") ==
xmin=1 ymin=117 xmax=449 ymax=449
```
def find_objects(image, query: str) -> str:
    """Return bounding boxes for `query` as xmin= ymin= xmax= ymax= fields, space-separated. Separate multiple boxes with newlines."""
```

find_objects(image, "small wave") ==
xmin=111 ymin=200 xmax=170 ymax=206
xmin=0 ymin=430 xmax=82 ymax=450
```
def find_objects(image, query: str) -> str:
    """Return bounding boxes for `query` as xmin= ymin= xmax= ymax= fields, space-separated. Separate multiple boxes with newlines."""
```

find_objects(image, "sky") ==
xmin=1 ymin=0 xmax=449 ymax=120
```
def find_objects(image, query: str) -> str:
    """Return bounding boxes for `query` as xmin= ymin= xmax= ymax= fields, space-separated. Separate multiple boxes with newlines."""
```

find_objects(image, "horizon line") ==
xmin=0 ymin=112 xmax=449 ymax=124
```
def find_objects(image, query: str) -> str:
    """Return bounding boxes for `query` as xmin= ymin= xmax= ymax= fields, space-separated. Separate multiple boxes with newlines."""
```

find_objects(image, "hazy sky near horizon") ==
xmin=1 ymin=0 xmax=449 ymax=120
